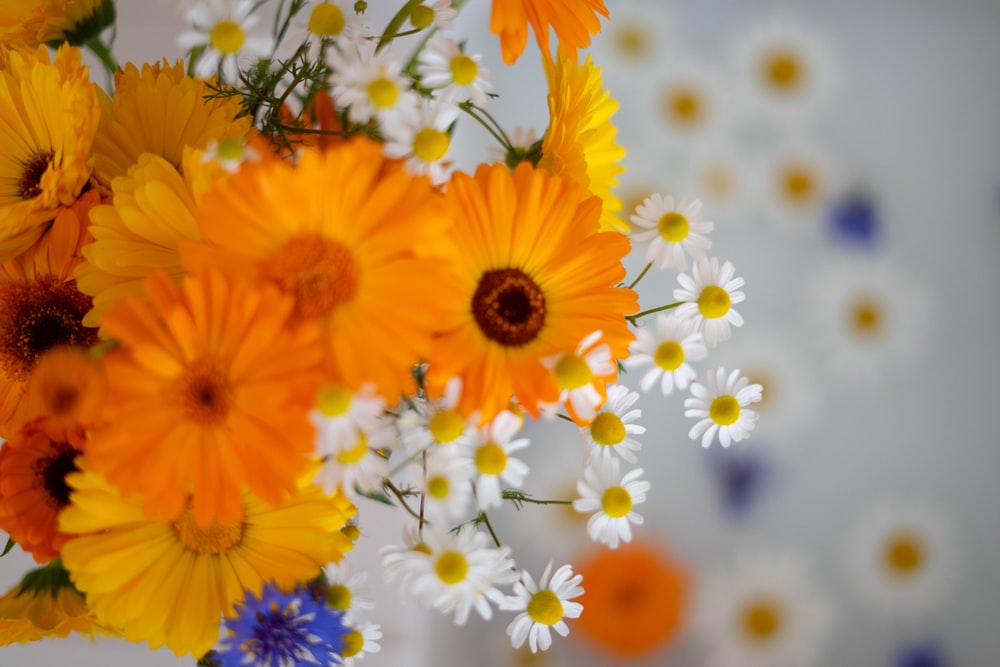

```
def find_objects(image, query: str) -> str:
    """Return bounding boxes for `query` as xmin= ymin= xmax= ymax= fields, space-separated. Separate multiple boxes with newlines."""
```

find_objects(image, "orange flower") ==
xmin=0 ymin=419 xmax=87 ymax=563
xmin=0 ymin=564 xmax=115 ymax=644
xmin=575 ymin=541 xmax=688 ymax=658
xmin=85 ymin=269 xmax=324 ymax=529
xmin=181 ymin=139 xmax=455 ymax=403
xmin=490 ymin=0 xmax=608 ymax=64
xmin=14 ymin=346 xmax=106 ymax=430
xmin=425 ymin=162 xmax=636 ymax=422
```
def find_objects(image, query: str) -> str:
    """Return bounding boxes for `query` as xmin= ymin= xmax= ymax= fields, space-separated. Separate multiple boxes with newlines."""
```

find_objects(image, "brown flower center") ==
xmin=177 ymin=359 xmax=233 ymax=425
xmin=261 ymin=235 xmax=360 ymax=321
xmin=18 ymin=151 xmax=54 ymax=200
xmin=471 ymin=268 xmax=546 ymax=347
xmin=171 ymin=502 xmax=244 ymax=555
xmin=34 ymin=441 xmax=81 ymax=507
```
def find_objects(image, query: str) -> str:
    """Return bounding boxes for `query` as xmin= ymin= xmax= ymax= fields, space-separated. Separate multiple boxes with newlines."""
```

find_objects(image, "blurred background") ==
xmin=3 ymin=0 xmax=999 ymax=665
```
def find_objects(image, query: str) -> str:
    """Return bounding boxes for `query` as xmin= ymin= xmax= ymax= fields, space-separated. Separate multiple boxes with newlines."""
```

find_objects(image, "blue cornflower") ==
xmin=895 ymin=640 xmax=948 ymax=667
xmin=217 ymin=582 xmax=349 ymax=667
xmin=707 ymin=445 xmax=771 ymax=519
xmin=827 ymin=191 xmax=880 ymax=248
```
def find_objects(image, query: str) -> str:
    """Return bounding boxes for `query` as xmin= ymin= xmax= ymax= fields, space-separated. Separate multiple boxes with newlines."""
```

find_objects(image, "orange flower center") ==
xmin=472 ymin=268 xmax=546 ymax=347
xmin=177 ymin=359 xmax=234 ymax=425
xmin=883 ymin=531 xmax=925 ymax=577
xmin=781 ymin=165 xmax=814 ymax=203
xmin=262 ymin=236 xmax=359 ymax=321
xmin=849 ymin=296 xmax=882 ymax=336
xmin=0 ymin=276 xmax=97 ymax=382
xmin=764 ymin=51 xmax=801 ymax=90
xmin=33 ymin=440 xmax=80 ymax=508
xmin=171 ymin=502 xmax=244 ymax=555
xmin=742 ymin=598 xmax=782 ymax=641
xmin=18 ymin=151 xmax=54 ymax=200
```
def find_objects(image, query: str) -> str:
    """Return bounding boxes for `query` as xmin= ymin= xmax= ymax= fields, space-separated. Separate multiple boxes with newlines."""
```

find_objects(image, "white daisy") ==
xmin=685 ymin=367 xmax=762 ymax=448
xmin=588 ymin=0 xmax=673 ymax=76
xmin=378 ymin=524 xmax=428 ymax=599
xmin=410 ymin=447 xmax=475 ymax=524
xmin=625 ymin=313 xmax=707 ymax=395
xmin=288 ymin=0 xmax=364 ymax=63
xmin=417 ymin=33 xmax=494 ymax=107
xmin=408 ymin=0 xmax=458 ymax=31
xmin=755 ymin=137 xmax=841 ymax=233
xmin=327 ymin=36 xmax=419 ymax=126
xmin=581 ymin=384 xmax=645 ymax=464
xmin=573 ymin=458 xmax=649 ymax=549
xmin=201 ymin=136 xmax=260 ymax=173
xmin=323 ymin=559 xmax=376 ymax=623
xmin=694 ymin=552 xmax=834 ymax=667
xmin=382 ymin=98 xmax=459 ymax=184
xmin=683 ymin=140 xmax=756 ymax=227
xmin=501 ymin=562 xmax=584 ymax=653
xmin=544 ymin=330 xmax=616 ymax=422
xmin=313 ymin=417 xmax=395 ymax=497
xmin=178 ymin=0 xmax=273 ymax=84
xmin=630 ymin=193 xmax=714 ymax=271
xmin=398 ymin=377 xmax=478 ymax=456
xmin=340 ymin=619 xmax=382 ymax=667
xmin=674 ymin=256 xmax=747 ymax=348
xmin=463 ymin=410 xmax=530 ymax=511
xmin=845 ymin=498 xmax=958 ymax=617
xmin=641 ymin=61 xmax=731 ymax=151
xmin=311 ymin=383 xmax=388 ymax=455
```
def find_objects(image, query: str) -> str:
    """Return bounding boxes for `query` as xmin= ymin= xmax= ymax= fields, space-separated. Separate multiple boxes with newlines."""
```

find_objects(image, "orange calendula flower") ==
xmin=426 ymin=162 xmax=636 ymax=422
xmin=0 ymin=0 xmax=115 ymax=45
xmin=540 ymin=51 xmax=627 ymax=232
xmin=0 ymin=43 xmax=98 ymax=262
xmin=490 ymin=0 xmax=608 ymax=64
xmin=86 ymin=269 xmax=324 ymax=529
xmin=60 ymin=464 xmax=355 ymax=658
xmin=91 ymin=59 xmax=251 ymax=185
xmin=181 ymin=139 xmax=456 ymax=403
xmin=14 ymin=346 xmax=106 ymax=430
xmin=575 ymin=541 xmax=688 ymax=658
xmin=0 ymin=190 xmax=99 ymax=438
xmin=0 ymin=419 xmax=86 ymax=562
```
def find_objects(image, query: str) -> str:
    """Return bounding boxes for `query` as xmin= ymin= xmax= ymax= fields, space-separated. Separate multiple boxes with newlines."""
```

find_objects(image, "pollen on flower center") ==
xmin=666 ymin=91 xmax=701 ymax=124
xmin=316 ymin=383 xmax=352 ymax=417
xmin=658 ymin=211 xmax=690 ymax=242
xmin=654 ymin=341 xmax=685 ymax=371
xmin=308 ymin=2 xmax=346 ymax=36
xmin=336 ymin=435 xmax=369 ymax=464
xmin=342 ymin=629 xmax=364 ymax=658
xmin=742 ymin=599 xmax=782 ymax=641
xmin=849 ymin=297 xmax=882 ymax=336
xmin=413 ymin=128 xmax=450 ymax=162
xmin=262 ymin=235 xmax=359 ymax=321
xmin=709 ymin=395 xmax=740 ymax=426
xmin=764 ymin=51 xmax=801 ymax=90
xmin=883 ymin=531 xmax=925 ymax=576
xmin=590 ymin=412 xmax=626 ymax=446
xmin=782 ymin=166 xmax=814 ymax=203
xmin=171 ymin=503 xmax=244 ymax=555
xmin=554 ymin=353 xmax=593 ymax=390
xmin=435 ymin=550 xmax=468 ymax=585
xmin=527 ymin=589 xmax=564 ymax=626
xmin=177 ymin=360 xmax=233 ymax=425
xmin=326 ymin=584 xmax=352 ymax=611
xmin=35 ymin=441 xmax=80 ymax=507
xmin=210 ymin=20 xmax=246 ymax=55
xmin=471 ymin=268 xmax=547 ymax=347
xmin=368 ymin=76 xmax=399 ymax=109
xmin=698 ymin=285 xmax=731 ymax=319
xmin=429 ymin=408 xmax=465 ymax=443
xmin=475 ymin=441 xmax=507 ymax=475
xmin=18 ymin=151 xmax=54 ymax=200
xmin=449 ymin=54 xmax=479 ymax=86
xmin=601 ymin=485 xmax=632 ymax=518
xmin=426 ymin=475 xmax=450 ymax=499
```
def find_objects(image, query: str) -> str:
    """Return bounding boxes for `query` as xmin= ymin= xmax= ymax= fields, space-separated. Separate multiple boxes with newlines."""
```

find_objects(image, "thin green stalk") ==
xmin=478 ymin=512 xmax=502 ymax=548
xmin=459 ymin=103 xmax=513 ymax=153
xmin=626 ymin=301 xmax=683 ymax=325
xmin=627 ymin=262 xmax=653 ymax=290
xmin=377 ymin=0 xmax=424 ymax=52
xmin=86 ymin=37 xmax=118 ymax=78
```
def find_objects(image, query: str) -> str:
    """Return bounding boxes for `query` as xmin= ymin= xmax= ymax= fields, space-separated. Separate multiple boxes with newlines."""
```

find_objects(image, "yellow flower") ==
xmin=0 ymin=0 xmax=115 ymax=46
xmin=0 ymin=43 xmax=98 ymax=263
xmin=91 ymin=60 xmax=251 ymax=185
xmin=540 ymin=51 xmax=627 ymax=232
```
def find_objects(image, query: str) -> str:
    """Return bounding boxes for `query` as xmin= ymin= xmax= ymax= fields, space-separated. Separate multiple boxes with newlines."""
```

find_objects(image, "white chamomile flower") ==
xmin=201 ymin=137 xmax=260 ymax=173
xmin=179 ymin=0 xmax=273 ymax=84
xmin=573 ymin=457 xmax=649 ymax=549
xmin=684 ymin=140 xmax=756 ymax=226
xmin=588 ymin=0 xmax=673 ymax=75
xmin=418 ymin=33 xmax=494 ymax=107
xmin=501 ymin=562 xmax=584 ymax=653
xmin=410 ymin=448 xmax=475 ymax=523
xmin=409 ymin=0 xmax=458 ymax=31
xmin=379 ymin=524 xmax=428 ymax=598
xmin=694 ymin=552 xmax=834 ymax=667
xmin=755 ymin=138 xmax=840 ymax=233
xmin=544 ymin=330 xmax=616 ymax=422
xmin=398 ymin=377 xmax=478 ymax=455
xmin=327 ymin=37 xmax=418 ymax=126
xmin=311 ymin=383 xmax=388 ymax=455
xmin=323 ymin=560 xmax=376 ymax=623
xmin=313 ymin=416 xmax=395 ymax=497
xmin=464 ymin=410 xmax=530 ymax=511
xmin=289 ymin=0 xmax=363 ymax=63
xmin=340 ymin=619 xmax=382 ymax=667
xmin=382 ymin=98 xmax=459 ymax=184
xmin=630 ymin=193 xmax=714 ymax=271
xmin=685 ymin=367 xmax=762 ymax=448
xmin=625 ymin=313 xmax=707 ymax=395
xmin=641 ymin=61 xmax=731 ymax=151
xmin=674 ymin=256 xmax=746 ymax=348
xmin=845 ymin=498 xmax=958 ymax=617
xmin=581 ymin=384 xmax=645 ymax=464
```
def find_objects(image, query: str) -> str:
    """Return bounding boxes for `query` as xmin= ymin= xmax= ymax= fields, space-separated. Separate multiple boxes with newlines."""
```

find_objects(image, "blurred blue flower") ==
xmin=707 ymin=446 xmax=771 ymax=519
xmin=217 ymin=582 xmax=348 ymax=667
xmin=828 ymin=191 xmax=880 ymax=248
xmin=895 ymin=639 xmax=947 ymax=667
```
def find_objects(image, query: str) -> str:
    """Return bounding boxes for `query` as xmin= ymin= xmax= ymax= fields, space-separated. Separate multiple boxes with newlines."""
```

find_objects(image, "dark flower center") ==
xmin=19 ymin=152 xmax=54 ymax=200
xmin=35 ymin=441 xmax=80 ymax=507
xmin=471 ymin=268 xmax=546 ymax=347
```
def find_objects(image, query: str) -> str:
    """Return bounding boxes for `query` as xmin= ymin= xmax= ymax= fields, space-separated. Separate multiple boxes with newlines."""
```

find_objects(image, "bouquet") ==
xmin=0 ymin=0 xmax=759 ymax=664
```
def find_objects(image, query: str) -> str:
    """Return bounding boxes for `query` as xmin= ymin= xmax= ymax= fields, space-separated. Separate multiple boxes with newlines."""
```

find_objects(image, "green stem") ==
xmin=626 ymin=262 xmax=653 ymax=290
xmin=478 ymin=512 xmax=502 ymax=548
xmin=85 ymin=36 xmax=118 ymax=79
xmin=382 ymin=480 xmax=424 ymax=523
xmin=459 ymin=103 xmax=513 ymax=153
xmin=377 ymin=0 xmax=423 ymax=52
xmin=501 ymin=492 xmax=573 ymax=506
xmin=626 ymin=301 xmax=683 ymax=325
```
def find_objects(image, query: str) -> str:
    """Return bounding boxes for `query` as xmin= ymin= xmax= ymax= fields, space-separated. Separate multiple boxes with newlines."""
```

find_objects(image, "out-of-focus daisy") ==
xmin=574 ymin=457 xmax=649 ymax=548
xmin=545 ymin=330 xmax=618 ymax=424
xmin=581 ymin=384 xmax=645 ymax=464
xmin=312 ymin=383 xmax=387 ymax=455
xmin=845 ymin=498 xmax=957 ymax=617
xmin=409 ymin=1 xmax=458 ymax=31
xmin=684 ymin=141 xmax=756 ymax=226
xmin=501 ymin=562 xmax=584 ymax=653
xmin=340 ymin=619 xmax=383 ymax=667
xmin=805 ymin=256 xmax=928 ymax=384
xmin=755 ymin=138 xmax=840 ymax=233
xmin=465 ymin=410 xmax=530 ymax=510
xmin=322 ymin=559 xmax=376 ymax=623
xmin=625 ymin=313 xmax=707 ymax=396
xmin=179 ymin=0 xmax=273 ymax=84
xmin=383 ymin=98 xmax=459 ymax=184
xmin=685 ymin=367 xmax=762 ymax=448
xmin=673 ymin=257 xmax=746 ymax=348
xmin=489 ymin=0 xmax=608 ymax=64
xmin=201 ymin=136 xmax=260 ymax=173
xmin=327 ymin=37 xmax=418 ymax=126
xmin=409 ymin=448 xmax=475 ymax=523
xmin=313 ymin=417 xmax=394 ymax=498
xmin=693 ymin=552 xmax=834 ymax=667
xmin=588 ymin=1 xmax=673 ymax=75
xmin=288 ymin=1 xmax=362 ymax=63
xmin=641 ymin=61 xmax=730 ymax=151
xmin=398 ymin=378 xmax=478 ymax=456
xmin=418 ymin=33 xmax=493 ymax=107
xmin=630 ymin=193 xmax=714 ymax=271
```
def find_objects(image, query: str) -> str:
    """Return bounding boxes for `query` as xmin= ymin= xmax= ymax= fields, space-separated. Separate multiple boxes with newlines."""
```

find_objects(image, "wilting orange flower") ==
xmin=490 ymin=0 xmax=608 ymax=64
xmin=86 ymin=269 xmax=323 ymax=529
xmin=0 ymin=564 xmax=115 ymax=644
xmin=182 ymin=139 xmax=455 ymax=403
xmin=426 ymin=162 xmax=636 ymax=422
xmin=575 ymin=541 xmax=688 ymax=658
xmin=0 ymin=0 xmax=114 ymax=45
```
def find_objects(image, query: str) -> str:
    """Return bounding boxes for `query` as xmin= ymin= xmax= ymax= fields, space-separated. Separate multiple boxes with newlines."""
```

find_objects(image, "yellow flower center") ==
xmin=614 ymin=24 xmax=649 ymax=58
xmin=326 ymin=584 xmax=352 ymax=611
xmin=554 ymin=353 xmax=593 ymax=390
xmin=781 ymin=165 xmax=814 ymax=203
xmin=742 ymin=599 xmax=782 ymax=642
xmin=18 ymin=151 xmax=53 ymax=200
xmin=435 ymin=550 xmax=468 ymax=585
xmin=210 ymin=20 xmax=246 ymax=55
xmin=849 ymin=297 xmax=882 ymax=337
xmin=409 ymin=5 xmax=434 ymax=29
xmin=413 ymin=128 xmax=450 ymax=163
xmin=654 ymin=341 xmax=685 ymax=371
xmin=590 ymin=412 xmax=626 ymax=446
xmin=883 ymin=531 xmax=925 ymax=577
xmin=666 ymin=90 xmax=702 ymax=124
xmin=449 ymin=54 xmax=479 ymax=85
xmin=316 ymin=383 xmax=352 ymax=417
xmin=336 ymin=435 xmax=369 ymax=464
xmin=697 ymin=285 xmax=731 ymax=319
xmin=426 ymin=475 xmax=449 ymax=499
xmin=429 ymin=408 xmax=465 ymax=443
xmin=368 ymin=76 xmax=399 ymax=109
xmin=600 ymin=485 xmax=632 ymax=518
xmin=472 ymin=268 xmax=547 ymax=347
xmin=764 ymin=51 xmax=801 ymax=91
xmin=475 ymin=442 xmax=508 ymax=475
xmin=171 ymin=504 xmax=243 ymax=555
xmin=262 ymin=235 xmax=360 ymax=321
xmin=709 ymin=395 xmax=740 ymax=426
xmin=342 ymin=629 xmax=364 ymax=657
xmin=527 ymin=589 xmax=564 ymax=625
xmin=308 ymin=2 xmax=346 ymax=36
xmin=657 ymin=211 xmax=690 ymax=243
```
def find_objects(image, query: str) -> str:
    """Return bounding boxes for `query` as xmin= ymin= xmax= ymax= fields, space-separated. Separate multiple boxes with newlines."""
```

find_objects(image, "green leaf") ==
xmin=357 ymin=488 xmax=394 ymax=506
xmin=1 ymin=536 xmax=14 ymax=557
